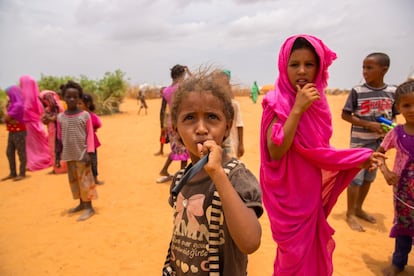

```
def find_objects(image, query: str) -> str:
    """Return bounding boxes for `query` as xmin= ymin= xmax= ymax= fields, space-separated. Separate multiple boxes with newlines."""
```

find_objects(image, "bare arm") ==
xmin=377 ymin=146 xmax=399 ymax=186
xmin=184 ymin=66 xmax=193 ymax=77
xmin=160 ymin=98 xmax=167 ymax=128
xmin=341 ymin=110 xmax=385 ymax=135
xmin=266 ymin=83 xmax=320 ymax=160
xmin=237 ymin=127 xmax=244 ymax=158
xmin=199 ymin=141 xmax=261 ymax=254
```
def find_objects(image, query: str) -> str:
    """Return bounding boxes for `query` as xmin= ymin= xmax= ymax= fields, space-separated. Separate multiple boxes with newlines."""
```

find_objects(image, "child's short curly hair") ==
xmin=170 ymin=65 xmax=186 ymax=80
xmin=61 ymin=80 xmax=83 ymax=99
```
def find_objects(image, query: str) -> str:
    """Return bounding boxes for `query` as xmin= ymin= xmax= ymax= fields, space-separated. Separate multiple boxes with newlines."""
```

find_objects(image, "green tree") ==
xmin=96 ymin=70 xmax=128 ymax=114
xmin=36 ymin=70 xmax=128 ymax=115
xmin=0 ymin=88 xmax=6 ymax=120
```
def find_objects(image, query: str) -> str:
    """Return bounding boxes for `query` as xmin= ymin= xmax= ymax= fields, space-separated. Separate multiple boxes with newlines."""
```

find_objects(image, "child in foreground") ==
xmin=218 ymin=69 xmax=245 ymax=159
xmin=162 ymin=69 xmax=263 ymax=275
xmin=56 ymin=80 xmax=97 ymax=221
xmin=259 ymin=34 xmax=385 ymax=275
xmin=377 ymin=80 xmax=414 ymax=276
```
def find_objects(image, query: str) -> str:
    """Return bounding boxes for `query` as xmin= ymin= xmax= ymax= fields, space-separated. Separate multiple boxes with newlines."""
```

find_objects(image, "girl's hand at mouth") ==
xmin=197 ymin=141 xmax=223 ymax=174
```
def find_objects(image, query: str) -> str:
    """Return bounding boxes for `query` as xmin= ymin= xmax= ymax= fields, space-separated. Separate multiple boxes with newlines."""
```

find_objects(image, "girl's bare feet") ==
xmin=383 ymin=264 xmax=402 ymax=276
xmin=356 ymin=209 xmax=376 ymax=223
xmin=346 ymin=214 xmax=365 ymax=232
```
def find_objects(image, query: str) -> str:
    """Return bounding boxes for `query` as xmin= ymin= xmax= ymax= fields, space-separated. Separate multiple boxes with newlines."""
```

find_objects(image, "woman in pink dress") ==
xmin=20 ymin=75 xmax=51 ymax=171
xmin=259 ymin=34 xmax=385 ymax=275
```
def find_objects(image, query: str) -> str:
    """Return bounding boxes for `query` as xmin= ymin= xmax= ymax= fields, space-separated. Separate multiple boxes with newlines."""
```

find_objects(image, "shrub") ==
xmin=0 ymin=88 xmax=6 ymax=121
xmin=37 ymin=70 xmax=128 ymax=115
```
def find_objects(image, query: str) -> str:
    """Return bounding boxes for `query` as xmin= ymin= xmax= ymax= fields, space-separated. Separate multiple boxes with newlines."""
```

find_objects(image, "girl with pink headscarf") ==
xmin=259 ymin=34 xmax=385 ymax=275
xmin=20 ymin=75 xmax=51 ymax=171
xmin=40 ymin=90 xmax=67 ymax=174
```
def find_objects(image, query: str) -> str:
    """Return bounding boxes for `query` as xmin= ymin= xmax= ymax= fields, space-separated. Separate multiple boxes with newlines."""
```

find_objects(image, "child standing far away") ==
xmin=56 ymin=81 xmax=97 ymax=221
xmin=1 ymin=86 xmax=27 ymax=181
xmin=162 ymin=68 xmax=263 ymax=275
xmin=342 ymin=52 xmax=398 ymax=232
xmin=218 ymin=69 xmax=245 ymax=158
xmin=79 ymin=93 xmax=104 ymax=185
xmin=137 ymin=89 xmax=148 ymax=115
xmin=259 ymin=34 xmax=386 ymax=275
xmin=377 ymin=80 xmax=414 ymax=276
xmin=251 ymin=80 xmax=259 ymax=103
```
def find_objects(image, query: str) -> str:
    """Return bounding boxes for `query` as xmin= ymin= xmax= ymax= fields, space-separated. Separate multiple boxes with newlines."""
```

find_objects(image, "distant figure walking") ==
xmin=218 ymin=69 xmax=245 ymax=158
xmin=251 ymin=81 xmax=259 ymax=103
xmin=137 ymin=90 xmax=148 ymax=115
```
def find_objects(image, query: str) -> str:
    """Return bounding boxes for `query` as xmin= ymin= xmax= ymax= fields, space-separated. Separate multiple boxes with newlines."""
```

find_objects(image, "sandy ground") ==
xmin=0 ymin=95 xmax=413 ymax=276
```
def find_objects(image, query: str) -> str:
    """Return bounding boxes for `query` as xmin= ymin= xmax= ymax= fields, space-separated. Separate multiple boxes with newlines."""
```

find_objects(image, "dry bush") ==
xmin=127 ymin=85 xmax=163 ymax=99
xmin=128 ymin=84 xmax=252 ymax=99
xmin=232 ymin=85 xmax=251 ymax=97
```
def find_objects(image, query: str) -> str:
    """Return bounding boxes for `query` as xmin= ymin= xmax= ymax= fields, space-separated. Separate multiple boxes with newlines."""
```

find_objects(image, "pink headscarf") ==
xmin=271 ymin=34 xmax=337 ymax=150
xmin=39 ymin=90 xmax=64 ymax=114
xmin=260 ymin=34 xmax=373 ymax=275
xmin=20 ymin=75 xmax=44 ymax=123
xmin=5 ymin=85 xmax=25 ymax=123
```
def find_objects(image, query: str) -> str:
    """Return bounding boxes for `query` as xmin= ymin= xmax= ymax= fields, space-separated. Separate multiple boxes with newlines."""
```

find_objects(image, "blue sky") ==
xmin=0 ymin=0 xmax=413 ymax=89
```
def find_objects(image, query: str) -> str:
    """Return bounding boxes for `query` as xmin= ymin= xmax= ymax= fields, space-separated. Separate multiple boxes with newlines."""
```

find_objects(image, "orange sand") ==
xmin=0 ymin=95 xmax=413 ymax=275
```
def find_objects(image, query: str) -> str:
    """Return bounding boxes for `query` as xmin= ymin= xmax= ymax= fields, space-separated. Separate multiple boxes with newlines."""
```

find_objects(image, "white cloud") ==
xmin=0 ymin=0 xmax=413 ymax=89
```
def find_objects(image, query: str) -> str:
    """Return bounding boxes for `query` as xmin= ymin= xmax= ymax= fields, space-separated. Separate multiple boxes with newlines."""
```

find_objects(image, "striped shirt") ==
xmin=343 ymin=83 xmax=397 ymax=148
xmin=57 ymin=110 xmax=95 ymax=161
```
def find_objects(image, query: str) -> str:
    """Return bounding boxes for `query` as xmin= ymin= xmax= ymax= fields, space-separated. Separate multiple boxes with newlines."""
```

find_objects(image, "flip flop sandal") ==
xmin=156 ymin=174 xmax=173 ymax=183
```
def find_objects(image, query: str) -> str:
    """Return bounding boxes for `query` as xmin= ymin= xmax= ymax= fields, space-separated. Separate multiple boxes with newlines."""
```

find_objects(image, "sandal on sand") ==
xmin=156 ymin=175 xmax=173 ymax=183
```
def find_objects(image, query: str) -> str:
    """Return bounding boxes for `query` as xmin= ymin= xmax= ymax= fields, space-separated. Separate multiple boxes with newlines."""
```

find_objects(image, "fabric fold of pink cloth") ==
xmin=20 ymin=75 xmax=51 ymax=171
xmin=260 ymin=34 xmax=373 ymax=275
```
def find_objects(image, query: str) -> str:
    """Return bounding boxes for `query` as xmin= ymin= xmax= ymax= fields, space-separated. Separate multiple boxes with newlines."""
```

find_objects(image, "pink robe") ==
xmin=40 ymin=90 xmax=67 ymax=174
xmin=162 ymin=84 xmax=189 ymax=161
xmin=259 ymin=34 xmax=373 ymax=275
xmin=20 ymin=75 xmax=51 ymax=171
